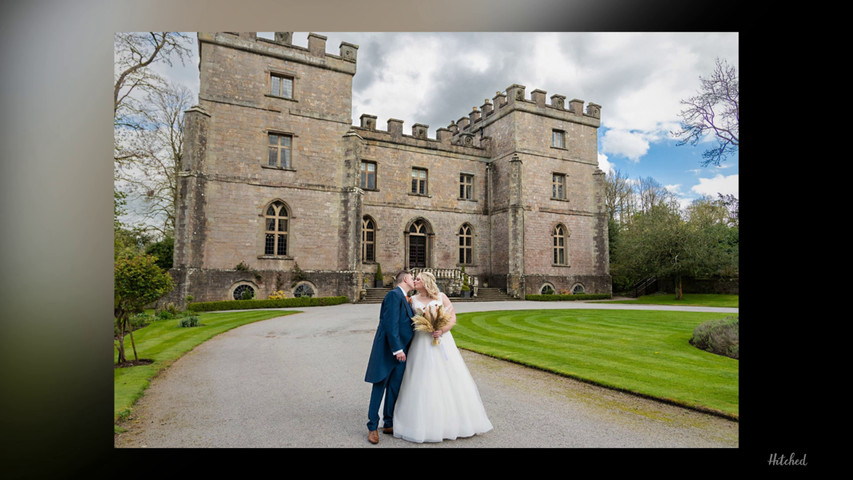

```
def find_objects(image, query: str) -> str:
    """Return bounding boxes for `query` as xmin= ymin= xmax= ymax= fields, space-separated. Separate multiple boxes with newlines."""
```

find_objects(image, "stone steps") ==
xmin=359 ymin=287 xmax=514 ymax=304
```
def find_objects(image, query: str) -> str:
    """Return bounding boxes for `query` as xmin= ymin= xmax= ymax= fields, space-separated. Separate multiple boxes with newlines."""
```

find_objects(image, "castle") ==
xmin=170 ymin=32 xmax=611 ymax=304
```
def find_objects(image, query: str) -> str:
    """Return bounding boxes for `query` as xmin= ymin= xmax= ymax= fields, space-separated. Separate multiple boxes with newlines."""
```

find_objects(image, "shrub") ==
xmin=178 ymin=316 xmax=200 ymax=328
xmin=689 ymin=316 xmax=739 ymax=359
xmin=187 ymin=296 xmax=349 ymax=312
xmin=128 ymin=312 xmax=153 ymax=330
xmin=269 ymin=290 xmax=287 ymax=300
xmin=156 ymin=302 xmax=181 ymax=319
xmin=525 ymin=293 xmax=611 ymax=301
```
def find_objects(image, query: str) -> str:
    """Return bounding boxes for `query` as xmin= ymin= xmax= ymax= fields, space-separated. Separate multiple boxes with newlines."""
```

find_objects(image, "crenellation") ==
xmin=506 ymin=84 xmax=526 ymax=103
xmin=387 ymin=118 xmax=403 ymax=139
xmin=360 ymin=114 xmax=377 ymax=130
xmin=412 ymin=123 xmax=429 ymax=139
xmin=436 ymin=127 xmax=451 ymax=144
xmin=587 ymin=102 xmax=601 ymax=119
xmin=481 ymin=99 xmax=493 ymax=117
xmin=550 ymin=94 xmax=566 ymax=110
xmin=307 ymin=32 xmax=327 ymax=57
xmin=569 ymin=99 xmax=584 ymax=115
xmin=493 ymin=91 xmax=507 ymax=109
xmin=339 ymin=42 xmax=358 ymax=63
xmin=530 ymin=89 xmax=547 ymax=107
xmin=274 ymin=32 xmax=292 ymax=45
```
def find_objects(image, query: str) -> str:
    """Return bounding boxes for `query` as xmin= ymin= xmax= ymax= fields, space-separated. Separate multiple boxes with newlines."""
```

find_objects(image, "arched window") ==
xmin=407 ymin=219 xmax=429 ymax=268
xmin=553 ymin=224 xmax=566 ymax=265
xmin=293 ymin=282 xmax=315 ymax=298
xmin=264 ymin=201 xmax=289 ymax=256
xmin=572 ymin=284 xmax=585 ymax=294
xmin=362 ymin=216 xmax=376 ymax=262
xmin=458 ymin=224 xmax=473 ymax=265
xmin=233 ymin=283 xmax=256 ymax=300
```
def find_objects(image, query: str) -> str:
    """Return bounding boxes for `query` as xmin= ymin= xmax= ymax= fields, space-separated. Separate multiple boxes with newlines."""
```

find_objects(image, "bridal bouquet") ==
xmin=411 ymin=304 xmax=450 ymax=346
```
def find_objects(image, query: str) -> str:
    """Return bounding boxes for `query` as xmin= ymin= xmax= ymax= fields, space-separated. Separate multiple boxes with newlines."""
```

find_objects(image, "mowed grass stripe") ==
xmin=452 ymin=309 xmax=738 ymax=417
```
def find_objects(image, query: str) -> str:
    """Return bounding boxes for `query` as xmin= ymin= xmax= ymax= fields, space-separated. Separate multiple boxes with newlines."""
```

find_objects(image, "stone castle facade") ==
xmin=170 ymin=32 xmax=611 ymax=304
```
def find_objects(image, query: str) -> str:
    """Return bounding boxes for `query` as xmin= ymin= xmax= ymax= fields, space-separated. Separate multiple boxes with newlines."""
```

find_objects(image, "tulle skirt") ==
xmin=393 ymin=331 xmax=493 ymax=443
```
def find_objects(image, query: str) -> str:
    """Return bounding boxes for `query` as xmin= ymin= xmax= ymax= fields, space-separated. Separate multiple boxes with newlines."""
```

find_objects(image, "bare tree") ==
xmin=114 ymin=32 xmax=192 ymax=127
xmin=673 ymin=58 xmax=739 ymax=167
xmin=636 ymin=176 xmax=677 ymax=214
xmin=115 ymin=82 xmax=194 ymax=237
xmin=114 ymin=32 xmax=193 ymax=237
xmin=605 ymin=168 xmax=635 ymax=224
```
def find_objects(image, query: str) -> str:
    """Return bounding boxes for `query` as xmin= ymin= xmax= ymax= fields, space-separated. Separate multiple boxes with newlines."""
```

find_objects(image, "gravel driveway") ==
xmin=113 ymin=301 xmax=738 ymax=448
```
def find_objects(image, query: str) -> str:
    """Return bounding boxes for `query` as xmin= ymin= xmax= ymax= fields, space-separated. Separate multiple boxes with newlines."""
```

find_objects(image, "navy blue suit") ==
xmin=365 ymin=286 xmax=414 ymax=432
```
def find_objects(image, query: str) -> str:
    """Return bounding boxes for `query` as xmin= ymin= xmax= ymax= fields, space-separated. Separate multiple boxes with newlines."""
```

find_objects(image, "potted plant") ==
xmin=460 ymin=267 xmax=471 ymax=298
xmin=374 ymin=263 xmax=383 ymax=288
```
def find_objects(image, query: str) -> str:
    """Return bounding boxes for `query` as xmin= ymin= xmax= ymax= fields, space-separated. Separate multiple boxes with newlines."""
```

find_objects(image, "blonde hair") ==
xmin=417 ymin=271 xmax=441 ymax=300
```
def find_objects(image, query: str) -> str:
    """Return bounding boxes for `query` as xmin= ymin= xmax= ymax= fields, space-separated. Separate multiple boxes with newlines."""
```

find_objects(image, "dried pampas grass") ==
xmin=411 ymin=303 xmax=450 ymax=345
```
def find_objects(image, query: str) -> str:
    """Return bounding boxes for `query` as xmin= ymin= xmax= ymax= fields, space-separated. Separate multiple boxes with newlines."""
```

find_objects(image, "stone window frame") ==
xmin=265 ymin=130 xmax=297 ymax=171
xmin=552 ymin=223 xmax=570 ymax=267
xmin=410 ymin=167 xmax=428 ymax=196
xmin=360 ymin=160 xmax=378 ymax=191
xmin=362 ymin=215 xmax=377 ymax=263
xmin=459 ymin=172 xmax=475 ymax=201
xmin=266 ymin=68 xmax=298 ymax=101
xmin=551 ymin=129 xmax=567 ymax=150
xmin=457 ymin=223 xmax=474 ymax=266
xmin=552 ymin=172 xmax=567 ymax=200
xmin=259 ymin=199 xmax=292 ymax=259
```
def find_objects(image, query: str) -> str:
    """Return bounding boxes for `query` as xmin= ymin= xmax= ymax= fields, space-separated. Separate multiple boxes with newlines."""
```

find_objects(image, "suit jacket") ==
xmin=364 ymin=287 xmax=415 ymax=384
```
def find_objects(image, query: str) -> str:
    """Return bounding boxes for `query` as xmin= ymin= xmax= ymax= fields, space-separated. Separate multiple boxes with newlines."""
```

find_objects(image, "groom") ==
xmin=364 ymin=270 xmax=415 ymax=444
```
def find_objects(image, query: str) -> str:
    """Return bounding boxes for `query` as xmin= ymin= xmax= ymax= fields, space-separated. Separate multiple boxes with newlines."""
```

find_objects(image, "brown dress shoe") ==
xmin=368 ymin=430 xmax=379 ymax=444
xmin=382 ymin=427 xmax=393 ymax=435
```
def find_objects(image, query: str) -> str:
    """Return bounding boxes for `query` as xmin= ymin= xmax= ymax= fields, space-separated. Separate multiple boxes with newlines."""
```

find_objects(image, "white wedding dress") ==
xmin=393 ymin=296 xmax=493 ymax=443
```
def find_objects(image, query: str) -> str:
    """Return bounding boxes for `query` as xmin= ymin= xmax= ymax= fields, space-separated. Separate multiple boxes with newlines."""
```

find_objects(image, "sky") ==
xmin=157 ymin=31 xmax=738 ymax=210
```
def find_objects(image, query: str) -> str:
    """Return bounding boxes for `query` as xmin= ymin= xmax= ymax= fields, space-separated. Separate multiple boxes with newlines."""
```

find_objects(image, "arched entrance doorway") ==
xmin=404 ymin=218 xmax=433 ymax=269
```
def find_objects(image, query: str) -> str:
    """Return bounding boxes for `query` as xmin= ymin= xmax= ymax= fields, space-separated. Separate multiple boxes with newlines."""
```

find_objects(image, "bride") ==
xmin=392 ymin=271 xmax=493 ymax=443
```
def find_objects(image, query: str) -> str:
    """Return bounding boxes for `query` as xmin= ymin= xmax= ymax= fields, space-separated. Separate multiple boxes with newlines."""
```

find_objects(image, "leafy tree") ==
xmin=613 ymin=200 xmax=737 ymax=300
xmin=674 ymin=58 xmax=739 ymax=167
xmin=145 ymin=236 xmax=174 ymax=271
xmin=114 ymin=255 xmax=174 ymax=364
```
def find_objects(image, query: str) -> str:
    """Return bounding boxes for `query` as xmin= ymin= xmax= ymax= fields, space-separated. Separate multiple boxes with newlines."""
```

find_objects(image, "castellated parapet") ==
xmin=354 ymin=83 xmax=601 ymax=153
xmin=171 ymin=32 xmax=610 ymax=307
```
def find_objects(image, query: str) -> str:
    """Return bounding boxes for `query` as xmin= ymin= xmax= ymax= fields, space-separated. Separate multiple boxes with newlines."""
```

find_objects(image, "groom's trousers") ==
xmin=367 ymin=361 xmax=405 ymax=431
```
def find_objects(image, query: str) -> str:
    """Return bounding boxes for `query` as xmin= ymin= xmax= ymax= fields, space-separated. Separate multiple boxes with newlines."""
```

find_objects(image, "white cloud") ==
xmin=600 ymin=129 xmax=649 ymax=162
xmin=597 ymin=152 xmax=614 ymax=174
xmin=692 ymin=174 xmax=739 ymax=198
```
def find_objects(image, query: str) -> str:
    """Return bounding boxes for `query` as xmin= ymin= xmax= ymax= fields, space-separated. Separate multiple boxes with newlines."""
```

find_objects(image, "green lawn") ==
xmin=605 ymin=293 xmax=739 ymax=308
xmin=452 ymin=309 xmax=738 ymax=418
xmin=114 ymin=310 xmax=298 ymax=427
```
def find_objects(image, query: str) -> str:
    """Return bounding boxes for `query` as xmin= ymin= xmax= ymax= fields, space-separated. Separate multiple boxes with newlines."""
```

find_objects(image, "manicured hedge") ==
xmin=524 ymin=293 xmax=611 ymax=301
xmin=187 ymin=296 xmax=350 ymax=312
